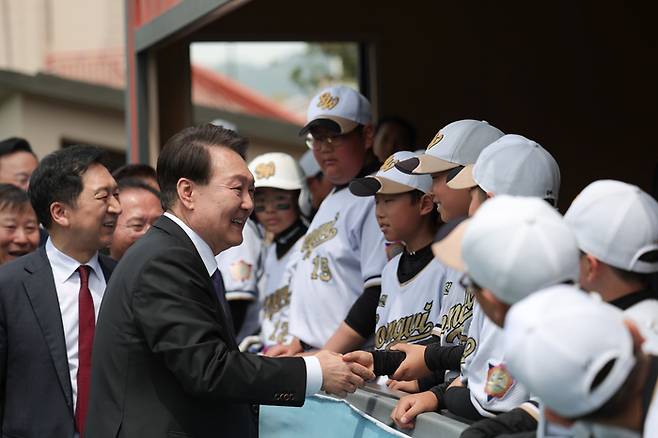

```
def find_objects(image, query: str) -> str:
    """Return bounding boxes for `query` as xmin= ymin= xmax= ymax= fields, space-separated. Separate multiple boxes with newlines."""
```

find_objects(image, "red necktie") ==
xmin=75 ymin=265 xmax=94 ymax=437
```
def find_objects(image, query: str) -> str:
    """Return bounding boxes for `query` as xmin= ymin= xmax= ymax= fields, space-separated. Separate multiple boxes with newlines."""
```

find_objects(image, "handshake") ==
xmin=314 ymin=350 xmax=374 ymax=397
xmin=314 ymin=342 xmax=430 ymax=397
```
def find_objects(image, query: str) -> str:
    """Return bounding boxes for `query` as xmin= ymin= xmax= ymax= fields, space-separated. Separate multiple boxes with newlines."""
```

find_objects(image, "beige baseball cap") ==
xmin=395 ymin=119 xmax=503 ymax=175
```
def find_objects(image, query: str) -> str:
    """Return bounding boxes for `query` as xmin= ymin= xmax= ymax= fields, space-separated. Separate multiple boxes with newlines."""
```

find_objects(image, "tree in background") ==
xmin=290 ymin=43 xmax=359 ymax=92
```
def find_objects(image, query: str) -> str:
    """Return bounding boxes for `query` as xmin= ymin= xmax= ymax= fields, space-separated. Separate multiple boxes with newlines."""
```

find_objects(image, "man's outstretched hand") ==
xmin=315 ymin=350 xmax=375 ymax=397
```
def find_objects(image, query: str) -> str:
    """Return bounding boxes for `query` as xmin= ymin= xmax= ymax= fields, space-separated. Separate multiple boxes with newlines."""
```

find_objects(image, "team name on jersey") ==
xmin=375 ymin=301 xmax=435 ymax=349
xmin=263 ymin=285 xmax=291 ymax=321
xmin=301 ymin=212 xmax=339 ymax=259
xmin=440 ymin=289 xmax=475 ymax=344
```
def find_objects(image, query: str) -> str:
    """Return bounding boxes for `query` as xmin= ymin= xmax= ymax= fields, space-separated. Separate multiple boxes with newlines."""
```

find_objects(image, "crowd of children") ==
xmin=236 ymin=84 xmax=658 ymax=437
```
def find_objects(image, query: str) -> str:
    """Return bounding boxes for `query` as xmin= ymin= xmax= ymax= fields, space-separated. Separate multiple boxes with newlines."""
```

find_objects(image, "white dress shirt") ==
xmin=163 ymin=212 xmax=322 ymax=395
xmin=45 ymin=238 xmax=106 ymax=411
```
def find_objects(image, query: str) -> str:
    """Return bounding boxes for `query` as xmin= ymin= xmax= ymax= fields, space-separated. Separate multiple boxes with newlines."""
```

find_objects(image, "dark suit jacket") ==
xmin=0 ymin=247 xmax=115 ymax=438
xmin=86 ymin=216 xmax=307 ymax=438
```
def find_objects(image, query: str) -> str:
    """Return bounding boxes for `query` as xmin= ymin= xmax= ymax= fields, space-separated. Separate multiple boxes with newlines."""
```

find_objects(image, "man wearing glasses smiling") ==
xmin=109 ymin=178 xmax=163 ymax=261
xmin=268 ymin=85 xmax=388 ymax=356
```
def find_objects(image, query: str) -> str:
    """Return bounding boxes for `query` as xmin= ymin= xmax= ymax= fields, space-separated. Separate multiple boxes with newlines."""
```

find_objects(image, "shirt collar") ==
xmin=164 ymin=212 xmax=217 ymax=277
xmin=45 ymin=238 xmax=102 ymax=284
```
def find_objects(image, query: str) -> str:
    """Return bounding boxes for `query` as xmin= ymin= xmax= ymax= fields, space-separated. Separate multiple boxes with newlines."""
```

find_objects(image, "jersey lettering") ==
xmin=440 ymin=289 xmax=475 ymax=344
xmin=375 ymin=301 xmax=435 ymax=349
xmin=263 ymin=285 xmax=291 ymax=321
xmin=301 ymin=212 xmax=339 ymax=259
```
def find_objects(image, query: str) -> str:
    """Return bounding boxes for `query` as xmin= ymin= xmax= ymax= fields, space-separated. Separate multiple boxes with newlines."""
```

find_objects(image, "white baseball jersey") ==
xmin=259 ymin=238 xmax=303 ymax=347
xmin=433 ymin=268 xmax=474 ymax=347
xmin=625 ymin=298 xmax=658 ymax=354
xmin=215 ymin=219 xmax=263 ymax=301
xmin=374 ymin=255 xmax=445 ymax=350
xmin=288 ymin=186 xmax=388 ymax=348
xmin=461 ymin=303 xmax=531 ymax=417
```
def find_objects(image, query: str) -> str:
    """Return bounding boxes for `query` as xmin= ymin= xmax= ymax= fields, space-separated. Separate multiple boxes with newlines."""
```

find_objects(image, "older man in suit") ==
xmin=86 ymin=125 xmax=373 ymax=438
xmin=0 ymin=145 xmax=120 ymax=437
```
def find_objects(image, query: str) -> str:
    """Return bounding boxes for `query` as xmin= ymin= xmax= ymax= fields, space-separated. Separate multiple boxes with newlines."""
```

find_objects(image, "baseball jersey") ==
xmin=260 ymin=234 xmax=304 ymax=348
xmin=374 ymin=254 xmax=445 ymax=350
xmin=461 ymin=303 xmax=531 ymax=418
xmin=215 ymin=218 xmax=263 ymax=301
xmin=625 ymin=298 xmax=658 ymax=354
xmin=288 ymin=186 xmax=388 ymax=348
xmin=433 ymin=268 xmax=474 ymax=347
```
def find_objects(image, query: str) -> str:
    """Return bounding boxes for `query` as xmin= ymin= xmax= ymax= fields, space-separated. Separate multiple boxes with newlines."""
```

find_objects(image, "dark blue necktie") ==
xmin=210 ymin=269 xmax=235 ymax=336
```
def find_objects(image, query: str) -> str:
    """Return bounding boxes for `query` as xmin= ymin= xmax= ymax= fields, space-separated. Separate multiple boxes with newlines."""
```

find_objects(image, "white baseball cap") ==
xmin=248 ymin=152 xmax=304 ymax=190
xmin=564 ymin=180 xmax=658 ymax=273
xmin=395 ymin=119 xmax=503 ymax=174
xmin=432 ymin=195 xmax=580 ymax=304
xmin=350 ymin=151 xmax=433 ymax=196
xmin=299 ymin=85 xmax=372 ymax=136
xmin=448 ymin=134 xmax=561 ymax=205
xmin=299 ymin=150 xmax=322 ymax=178
xmin=504 ymin=285 xmax=636 ymax=418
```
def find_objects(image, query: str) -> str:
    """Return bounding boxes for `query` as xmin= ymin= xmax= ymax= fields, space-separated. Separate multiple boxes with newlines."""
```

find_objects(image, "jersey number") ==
xmin=310 ymin=255 xmax=332 ymax=282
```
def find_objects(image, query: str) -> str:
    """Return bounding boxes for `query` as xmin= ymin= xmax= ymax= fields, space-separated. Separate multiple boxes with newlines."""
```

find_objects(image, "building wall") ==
xmin=0 ymin=0 xmax=124 ymax=74
xmin=0 ymin=93 xmax=125 ymax=159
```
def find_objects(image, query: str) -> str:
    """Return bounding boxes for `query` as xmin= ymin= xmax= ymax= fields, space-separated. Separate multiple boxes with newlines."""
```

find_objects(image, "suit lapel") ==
xmin=154 ymin=216 xmax=238 ymax=349
xmin=98 ymin=254 xmax=117 ymax=282
xmin=23 ymin=248 xmax=74 ymax=412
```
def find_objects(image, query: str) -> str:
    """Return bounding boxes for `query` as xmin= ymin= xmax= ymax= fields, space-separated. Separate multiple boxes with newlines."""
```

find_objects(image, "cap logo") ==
xmin=316 ymin=92 xmax=339 ymax=110
xmin=254 ymin=162 xmax=275 ymax=179
xmin=426 ymin=131 xmax=444 ymax=150
xmin=379 ymin=156 xmax=399 ymax=172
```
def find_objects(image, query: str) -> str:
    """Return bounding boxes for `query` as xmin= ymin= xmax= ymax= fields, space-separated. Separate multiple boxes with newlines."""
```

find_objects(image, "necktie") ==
xmin=76 ymin=265 xmax=94 ymax=437
xmin=211 ymin=269 xmax=235 ymax=337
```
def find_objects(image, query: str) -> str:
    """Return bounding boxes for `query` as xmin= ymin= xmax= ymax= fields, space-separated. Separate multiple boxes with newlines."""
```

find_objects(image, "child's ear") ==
xmin=419 ymin=193 xmax=435 ymax=215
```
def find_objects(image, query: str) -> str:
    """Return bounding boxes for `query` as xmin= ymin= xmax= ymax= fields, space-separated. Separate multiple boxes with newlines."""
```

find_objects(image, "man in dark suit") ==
xmin=0 ymin=145 xmax=121 ymax=437
xmin=86 ymin=125 xmax=374 ymax=438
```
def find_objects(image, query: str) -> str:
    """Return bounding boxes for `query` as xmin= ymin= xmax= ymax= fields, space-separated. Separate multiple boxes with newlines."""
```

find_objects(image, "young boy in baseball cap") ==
xmin=503 ymin=284 xmax=658 ymax=437
xmin=389 ymin=196 xmax=578 ymax=429
xmin=247 ymin=153 xmax=309 ymax=351
xmin=446 ymin=133 xmax=561 ymax=214
xmin=565 ymin=180 xmax=658 ymax=335
xmin=322 ymin=151 xmax=442 ymax=354
xmin=395 ymin=119 xmax=503 ymax=223
xmin=268 ymin=86 xmax=388 ymax=356
xmin=460 ymin=180 xmax=658 ymax=437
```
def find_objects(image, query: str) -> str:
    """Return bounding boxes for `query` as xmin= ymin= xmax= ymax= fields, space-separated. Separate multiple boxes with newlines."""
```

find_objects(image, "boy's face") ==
xmin=468 ymin=187 xmax=489 ymax=217
xmin=374 ymin=192 xmax=423 ymax=243
xmin=254 ymin=187 xmax=299 ymax=235
xmin=474 ymin=287 xmax=508 ymax=327
xmin=431 ymin=170 xmax=471 ymax=221
xmin=310 ymin=125 xmax=371 ymax=186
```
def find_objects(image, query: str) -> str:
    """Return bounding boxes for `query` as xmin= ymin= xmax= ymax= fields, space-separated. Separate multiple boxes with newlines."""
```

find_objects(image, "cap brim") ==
xmin=350 ymin=176 xmax=415 ymax=196
xmin=299 ymin=116 xmax=358 ymax=136
xmin=447 ymin=164 xmax=477 ymax=190
xmin=396 ymin=154 xmax=459 ymax=175
xmin=432 ymin=219 xmax=470 ymax=272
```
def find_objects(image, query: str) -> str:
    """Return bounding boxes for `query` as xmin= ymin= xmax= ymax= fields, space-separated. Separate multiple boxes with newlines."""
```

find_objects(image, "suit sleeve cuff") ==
xmin=303 ymin=356 xmax=323 ymax=396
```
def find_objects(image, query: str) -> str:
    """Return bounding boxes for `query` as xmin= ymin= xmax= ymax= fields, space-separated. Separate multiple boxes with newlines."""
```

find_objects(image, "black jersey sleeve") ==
xmin=344 ymin=285 xmax=382 ymax=339
xmin=425 ymin=343 xmax=465 ymax=372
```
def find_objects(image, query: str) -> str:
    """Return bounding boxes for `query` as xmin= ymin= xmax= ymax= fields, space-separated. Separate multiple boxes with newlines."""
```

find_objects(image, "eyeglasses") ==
xmin=305 ymin=126 xmax=363 ymax=151
xmin=254 ymin=194 xmax=294 ymax=213
xmin=459 ymin=273 xmax=482 ymax=296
